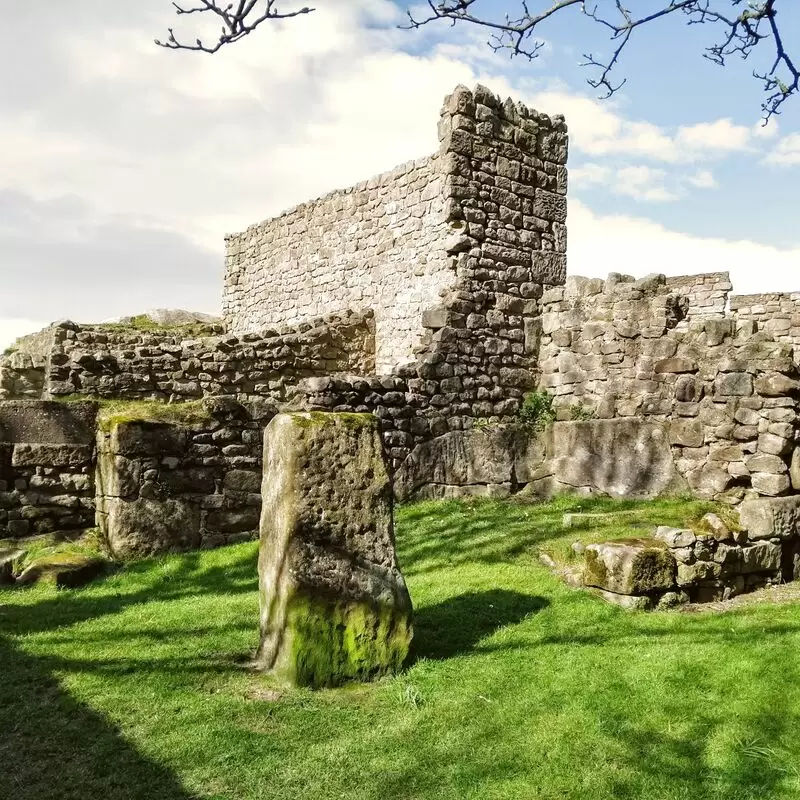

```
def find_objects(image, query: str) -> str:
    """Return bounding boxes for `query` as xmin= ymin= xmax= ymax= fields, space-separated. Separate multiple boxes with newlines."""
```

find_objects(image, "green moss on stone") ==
xmin=290 ymin=411 xmax=376 ymax=431
xmin=276 ymin=591 xmax=413 ymax=688
xmin=96 ymin=400 xmax=212 ymax=432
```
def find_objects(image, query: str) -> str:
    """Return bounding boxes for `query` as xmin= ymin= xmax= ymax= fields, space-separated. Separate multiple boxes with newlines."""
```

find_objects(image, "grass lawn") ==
xmin=2 ymin=495 xmax=800 ymax=800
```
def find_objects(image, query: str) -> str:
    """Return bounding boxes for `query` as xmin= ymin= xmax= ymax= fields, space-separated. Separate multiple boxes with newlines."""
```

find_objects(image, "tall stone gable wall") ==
xmin=222 ymin=84 xmax=567 ymax=374
xmin=223 ymin=156 xmax=452 ymax=372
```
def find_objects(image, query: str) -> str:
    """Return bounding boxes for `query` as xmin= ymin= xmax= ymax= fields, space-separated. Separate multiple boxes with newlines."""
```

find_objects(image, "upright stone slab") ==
xmin=256 ymin=412 xmax=413 ymax=687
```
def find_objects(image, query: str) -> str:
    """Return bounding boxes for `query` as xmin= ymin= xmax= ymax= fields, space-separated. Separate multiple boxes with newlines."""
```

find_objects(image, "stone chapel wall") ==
xmin=223 ymin=156 xmax=453 ymax=372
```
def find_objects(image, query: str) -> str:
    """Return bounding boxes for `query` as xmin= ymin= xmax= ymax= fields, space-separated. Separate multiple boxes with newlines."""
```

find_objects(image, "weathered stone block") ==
xmin=584 ymin=539 xmax=675 ymax=595
xmin=256 ymin=412 xmax=412 ymax=688
xmin=100 ymin=497 xmax=201 ymax=558
xmin=547 ymin=419 xmax=686 ymax=499
xmin=739 ymin=495 xmax=800 ymax=540
xmin=739 ymin=541 xmax=781 ymax=574
xmin=715 ymin=373 xmax=753 ymax=397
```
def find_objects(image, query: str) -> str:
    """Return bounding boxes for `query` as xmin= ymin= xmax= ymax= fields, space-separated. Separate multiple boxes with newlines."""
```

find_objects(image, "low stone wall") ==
xmin=0 ymin=401 xmax=98 ymax=538
xmin=536 ymin=273 xmax=800 ymax=503
xmin=583 ymin=496 xmax=800 ymax=608
xmin=0 ymin=310 xmax=374 ymax=404
xmin=95 ymin=398 xmax=268 ymax=557
xmin=665 ymin=272 xmax=732 ymax=328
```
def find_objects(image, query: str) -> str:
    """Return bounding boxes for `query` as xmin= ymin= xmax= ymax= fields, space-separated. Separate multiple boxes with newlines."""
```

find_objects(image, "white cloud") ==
xmin=676 ymin=119 xmax=751 ymax=152
xmin=570 ymin=163 xmax=611 ymax=186
xmin=614 ymin=166 xmax=677 ymax=202
xmin=529 ymin=91 xmax=758 ymax=164
xmin=569 ymin=200 xmax=800 ymax=295
xmin=763 ymin=133 xmax=800 ymax=166
xmin=686 ymin=169 xmax=717 ymax=189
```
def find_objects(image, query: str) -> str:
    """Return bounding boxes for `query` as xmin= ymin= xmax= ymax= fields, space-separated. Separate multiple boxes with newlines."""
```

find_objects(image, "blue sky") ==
xmin=1 ymin=0 xmax=799 ymax=348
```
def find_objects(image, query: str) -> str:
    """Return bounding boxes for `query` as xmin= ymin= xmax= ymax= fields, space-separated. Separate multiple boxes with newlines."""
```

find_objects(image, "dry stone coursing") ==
xmin=256 ymin=412 xmax=413 ymax=687
xmin=95 ymin=397 xmax=267 ymax=557
xmin=290 ymin=84 xmax=568 ymax=469
xmin=0 ymin=401 xmax=97 ymax=537
xmin=731 ymin=292 xmax=800 ymax=361
xmin=225 ymin=157 xmax=453 ymax=373
xmin=665 ymin=272 xmax=732 ymax=329
xmin=37 ymin=311 xmax=374 ymax=403
xmin=537 ymin=272 xmax=800 ymax=503
xmin=583 ymin=500 xmax=798 ymax=608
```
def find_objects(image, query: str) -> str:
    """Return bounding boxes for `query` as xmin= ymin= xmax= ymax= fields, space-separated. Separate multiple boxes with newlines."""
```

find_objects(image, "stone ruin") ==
xmin=2 ymin=83 xmax=800 ymax=608
xmin=256 ymin=412 xmax=412 ymax=687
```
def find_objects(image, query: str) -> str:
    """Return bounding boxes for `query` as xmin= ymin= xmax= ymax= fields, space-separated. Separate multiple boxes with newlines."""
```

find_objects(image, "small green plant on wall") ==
xmin=569 ymin=404 xmax=596 ymax=421
xmin=518 ymin=390 xmax=556 ymax=431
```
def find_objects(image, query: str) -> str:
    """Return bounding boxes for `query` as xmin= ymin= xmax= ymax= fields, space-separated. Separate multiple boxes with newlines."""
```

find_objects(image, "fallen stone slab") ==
xmin=256 ymin=412 xmax=413 ymax=688
xmin=584 ymin=539 xmax=676 ymax=595
xmin=15 ymin=553 xmax=109 ymax=588
xmin=595 ymin=589 xmax=654 ymax=611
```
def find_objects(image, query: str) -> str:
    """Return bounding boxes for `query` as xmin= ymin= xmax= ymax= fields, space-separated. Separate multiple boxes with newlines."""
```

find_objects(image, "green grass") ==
xmin=2 ymin=495 xmax=800 ymax=800
xmin=94 ymin=315 xmax=219 ymax=337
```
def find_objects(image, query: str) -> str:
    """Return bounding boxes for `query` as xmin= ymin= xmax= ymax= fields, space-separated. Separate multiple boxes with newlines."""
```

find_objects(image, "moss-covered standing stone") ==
xmin=256 ymin=412 xmax=413 ymax=687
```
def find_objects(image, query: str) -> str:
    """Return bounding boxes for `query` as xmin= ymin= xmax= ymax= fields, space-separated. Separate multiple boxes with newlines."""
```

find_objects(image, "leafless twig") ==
xmin=155 ymin=0 xmax=314 ymax=54
xmin=405 ymin=0 xmax=797 ymax=121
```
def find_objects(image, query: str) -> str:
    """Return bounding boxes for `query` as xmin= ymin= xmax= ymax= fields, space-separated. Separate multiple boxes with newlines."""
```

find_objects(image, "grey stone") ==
xmin=99 ymin=497 xmax=201 ymax=558
xmin=584 ymin=540 xmax=675 ymax=594
xmin=655 ymin=527 xmax=696 ymax=548
xmin=596 ymin=590 xmax=654 ymax=611
xmin=751 ymin=472 xmax=791 ymax=496
xmin=754 ymin=372 xmax=800 ymax=397
xmin=700 ymin=513 xmax=732 ymax=541
xmin=739 ymin=541 xmax=781 ymax=574
xmin=715 ymin=373 xmax=753 ymax=397
xmin=256 ymin=412 xmax=412 ymax=688
xmin=546 ymin=419 xmax=686 ymax=499
xmin=738 ymin=495 xmax=800 ymax=540
xmin=676 ymin=560 xmax=721 ymax=586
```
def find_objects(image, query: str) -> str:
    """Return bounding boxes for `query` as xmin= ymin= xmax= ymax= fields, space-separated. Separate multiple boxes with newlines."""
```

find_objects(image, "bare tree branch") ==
xmin=154 ymin=0 xmax=314 ymax=54
xmin=405 ymin=0 xmax=798 ymax=121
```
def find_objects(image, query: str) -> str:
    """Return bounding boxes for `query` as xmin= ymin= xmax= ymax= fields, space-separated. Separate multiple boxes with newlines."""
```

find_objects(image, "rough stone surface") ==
xmin=256 ymin=412 xmax=413 ymax=687
xmin=540 ymin=419 xmax=686 ymax=499
xmin=584 ymin=540 xmax=676 ymax=595
xmin=95 ymin=399 xmax=265 ymax=555
xmin=739 ymin=496 xmax=800 ymax=540
xmin=15 ymin=553 xmax=109 ymax=588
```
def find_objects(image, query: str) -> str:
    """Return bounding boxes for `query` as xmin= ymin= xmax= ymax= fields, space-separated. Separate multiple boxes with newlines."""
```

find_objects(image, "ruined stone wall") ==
xmin=0 ymin=402 xmax=97 ymax=538
xmin=12 ymin=311 xmax=373 ymax=404
xmin=95 ymin=398 xmax=269 ymax=556
xmin=224 ymin=157 xmax=453 ymax=372
xmin=537 ymin=273 xmax=800 ymax=502
xmin=289 ymin=84 xmax=568 ymax=470
xmin=731 ymin=292 xmax=800 ymax=359
xmin=665 ymin=271 xmax=732 ymax=328
xmin=0 ymin=326 xmax=55 ymax=399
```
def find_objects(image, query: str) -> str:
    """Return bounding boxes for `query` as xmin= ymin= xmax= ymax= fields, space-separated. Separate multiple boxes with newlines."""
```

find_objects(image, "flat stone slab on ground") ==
xmin=15 ymin=553 xmax=109 ymax=588
xmin=584 ymin=539 xmax=676 ymax=595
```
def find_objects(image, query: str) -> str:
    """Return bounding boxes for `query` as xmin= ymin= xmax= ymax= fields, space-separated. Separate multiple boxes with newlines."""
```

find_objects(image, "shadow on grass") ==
xmin=0 ymin=547 xmax=261 ymax=800
xmin=413 ymin=589 xmax=549 ymax=660
xmin=0 ymin=546 xmax=259 ymax=637
xmin=396 ymin=494 xmax=715 ymax=577
xmin=0 ymin=636 xmax=200 ymax=800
